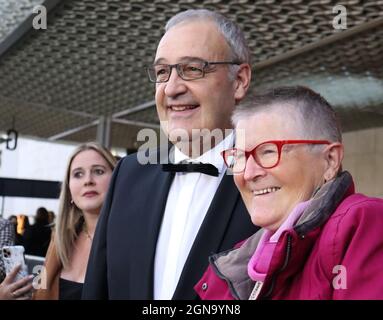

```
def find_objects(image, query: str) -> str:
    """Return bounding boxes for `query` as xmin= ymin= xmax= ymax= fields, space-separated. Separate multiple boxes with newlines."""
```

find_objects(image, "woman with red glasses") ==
xmin=195 ymin=86 xmax=383 ymax=300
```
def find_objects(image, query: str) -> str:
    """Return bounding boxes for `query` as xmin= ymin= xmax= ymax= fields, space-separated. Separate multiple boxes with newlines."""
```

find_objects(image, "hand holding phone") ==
xmin=0 ymin=264 xmax=33 ymax=300
xmin=1 ymin=246 xmax=29 ymax=282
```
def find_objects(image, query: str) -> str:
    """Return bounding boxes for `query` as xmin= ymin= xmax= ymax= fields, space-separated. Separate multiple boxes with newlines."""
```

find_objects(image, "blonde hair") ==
xmin=55 ymin=142 xmax=117 ymax=268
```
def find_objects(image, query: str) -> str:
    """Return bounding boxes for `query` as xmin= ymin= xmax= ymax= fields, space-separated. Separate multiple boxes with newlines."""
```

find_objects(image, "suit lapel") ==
xmin=137 ymin=146 xmax=175 ymax=298
xmin=172 ymin=173 xmax=241 ymax=299
xmin=110 ymin=151 xmax=174 ymax=299
xmin=144 ymin=167 xmax=174 ymax=298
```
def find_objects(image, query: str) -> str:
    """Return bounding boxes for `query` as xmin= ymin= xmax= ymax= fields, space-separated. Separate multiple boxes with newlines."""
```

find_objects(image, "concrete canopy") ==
xmin=0 ymin=0 xmax=382 ymax=149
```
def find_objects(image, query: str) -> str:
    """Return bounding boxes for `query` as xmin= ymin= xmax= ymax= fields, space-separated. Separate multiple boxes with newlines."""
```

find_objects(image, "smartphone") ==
xmin=1 ymin=245 xmax=29 ymax=282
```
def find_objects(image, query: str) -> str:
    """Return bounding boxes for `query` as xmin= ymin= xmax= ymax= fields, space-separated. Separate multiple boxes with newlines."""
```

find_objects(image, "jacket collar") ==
xmin=294 ymin=171 xmax=354 ymax=236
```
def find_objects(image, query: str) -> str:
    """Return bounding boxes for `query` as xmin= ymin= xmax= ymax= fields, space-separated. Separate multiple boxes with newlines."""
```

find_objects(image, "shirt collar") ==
xmin=172 ymin=132 xmax=234 ymax=174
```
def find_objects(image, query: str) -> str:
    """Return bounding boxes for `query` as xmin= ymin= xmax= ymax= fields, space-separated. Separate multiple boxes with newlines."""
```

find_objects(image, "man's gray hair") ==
xmin=165 ymin=9 xmax=251 ymax=66
xmin=232 ymin=86 xmax=342 ymax=142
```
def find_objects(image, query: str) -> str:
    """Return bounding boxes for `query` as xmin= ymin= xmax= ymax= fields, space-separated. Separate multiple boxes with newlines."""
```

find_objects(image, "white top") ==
xmin=153 ymin=133 xmax=234 ymax=300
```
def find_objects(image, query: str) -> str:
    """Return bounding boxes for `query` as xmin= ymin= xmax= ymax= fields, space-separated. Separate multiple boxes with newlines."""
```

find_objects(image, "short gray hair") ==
xmin=165 ymin=9 xmax=251 ymax=67
xmin=233 ymin=86 xmax=342 ymax=142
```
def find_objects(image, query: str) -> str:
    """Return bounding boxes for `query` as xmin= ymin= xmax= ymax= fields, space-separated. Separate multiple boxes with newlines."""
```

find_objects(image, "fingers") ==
xmin=2 ymin=264 xmax=21 ymax=284
xmin=8 ymin=276 xmax=34 ymax=300
xmin=13 ymin=282 xmax=33 ymax=297
xmin=0 ymin=269 xmax=33 ymax=300
xmin=9 ymin=274 xmax=34 ymax=293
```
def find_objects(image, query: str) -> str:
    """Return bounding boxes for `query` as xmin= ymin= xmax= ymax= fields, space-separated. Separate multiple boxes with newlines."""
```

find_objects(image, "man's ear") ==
xmin=234 ymin=63 xmax=251 ymax=103
xmin=323 ymin=142 xmax=344 ymax=181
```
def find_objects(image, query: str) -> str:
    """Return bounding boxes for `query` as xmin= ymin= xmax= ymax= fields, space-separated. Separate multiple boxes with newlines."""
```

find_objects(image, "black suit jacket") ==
xmin=82 ymin=148 xmax=258 ymax=299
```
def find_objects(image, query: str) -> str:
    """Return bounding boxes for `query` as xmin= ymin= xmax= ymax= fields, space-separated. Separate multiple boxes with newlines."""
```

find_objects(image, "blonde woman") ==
xmin=34 ymin=142 xmax=117 ymax=299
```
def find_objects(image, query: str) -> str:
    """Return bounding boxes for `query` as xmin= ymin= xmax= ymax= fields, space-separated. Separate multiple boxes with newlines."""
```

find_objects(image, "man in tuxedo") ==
xmin=83 ymin=9 xmax=258 ymax=300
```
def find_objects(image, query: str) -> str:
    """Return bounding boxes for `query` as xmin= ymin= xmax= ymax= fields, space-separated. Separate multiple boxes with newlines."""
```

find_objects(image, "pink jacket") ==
xmin=195 ymin=172 xmax=383 ymax=300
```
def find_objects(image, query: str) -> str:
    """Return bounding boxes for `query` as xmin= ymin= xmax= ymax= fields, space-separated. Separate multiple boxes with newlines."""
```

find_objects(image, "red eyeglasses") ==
xmin=221 ymin=140 xmax=331 ymax=173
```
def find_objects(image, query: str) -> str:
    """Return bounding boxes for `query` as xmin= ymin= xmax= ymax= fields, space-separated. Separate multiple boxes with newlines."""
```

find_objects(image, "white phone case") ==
xmin=1 ymin=245 xmax=29 ymax=282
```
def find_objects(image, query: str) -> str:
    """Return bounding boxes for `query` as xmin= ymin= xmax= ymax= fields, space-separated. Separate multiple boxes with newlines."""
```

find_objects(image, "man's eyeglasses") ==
xmin=146 ymin=60 xmax=241 ymax=83
xmin=221 ymin=140 xmax=331 ymax=174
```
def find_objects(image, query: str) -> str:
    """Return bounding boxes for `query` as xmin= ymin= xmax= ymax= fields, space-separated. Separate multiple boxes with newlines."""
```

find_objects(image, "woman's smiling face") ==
xmin=234 ymin=109 xmax=327 ymax=231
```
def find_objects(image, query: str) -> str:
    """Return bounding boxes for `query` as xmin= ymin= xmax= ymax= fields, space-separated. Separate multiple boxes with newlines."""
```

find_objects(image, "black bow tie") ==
xmin=162 ymin=162 xmax=219 ymax=177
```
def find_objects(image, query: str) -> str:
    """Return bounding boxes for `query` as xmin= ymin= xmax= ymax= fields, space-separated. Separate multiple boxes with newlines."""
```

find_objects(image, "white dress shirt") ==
xmin=154 ymin=133 xmax=234 ymax=300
